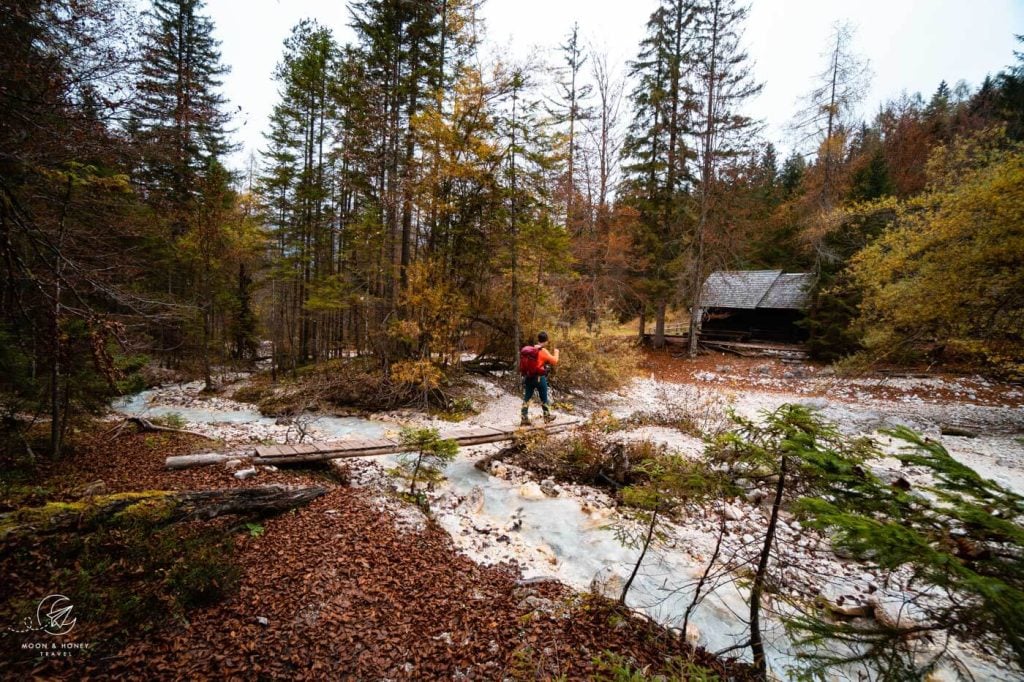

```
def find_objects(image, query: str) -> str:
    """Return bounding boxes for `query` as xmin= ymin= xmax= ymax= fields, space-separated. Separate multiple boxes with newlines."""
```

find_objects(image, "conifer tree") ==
xmin=548 ymin=23 xmax=593 ymax=236
xmin=686 ymin=0 xmax=762 ymax=356
xmin=621 ymin=0 xmax=699 ymax=348
xmin=259 ymin=20 xmax=342 ymax=367
xmin=132 ymin=0 xmax=233 ymax=236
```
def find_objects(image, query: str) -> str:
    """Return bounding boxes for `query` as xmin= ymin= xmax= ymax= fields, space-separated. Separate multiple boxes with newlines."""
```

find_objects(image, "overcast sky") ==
xmin=205 ymin=0 xmax=1024 ymax=170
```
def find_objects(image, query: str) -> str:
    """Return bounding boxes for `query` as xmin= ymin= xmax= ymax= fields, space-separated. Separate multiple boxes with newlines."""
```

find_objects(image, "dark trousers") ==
xmin=521 ymin=375 xmax=550 ymax=416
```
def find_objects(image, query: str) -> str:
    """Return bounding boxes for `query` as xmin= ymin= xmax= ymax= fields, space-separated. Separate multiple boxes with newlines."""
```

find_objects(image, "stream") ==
xmin=114 ymin=379 xmax=1015 ymax=680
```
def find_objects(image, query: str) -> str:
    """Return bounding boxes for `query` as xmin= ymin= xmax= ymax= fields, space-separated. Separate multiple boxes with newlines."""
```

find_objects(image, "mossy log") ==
xmin=0 ymin=485 xmax=327 ymax=542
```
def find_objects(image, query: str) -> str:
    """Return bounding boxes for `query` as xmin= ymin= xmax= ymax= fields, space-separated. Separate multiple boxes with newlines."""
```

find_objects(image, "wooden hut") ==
xmin=698 ymin=270 xmax=814 ymax=343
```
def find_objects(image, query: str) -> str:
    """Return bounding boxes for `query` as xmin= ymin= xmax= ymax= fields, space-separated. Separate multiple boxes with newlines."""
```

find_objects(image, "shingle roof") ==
xmin=700 ymin=270 xmax=814 ymax=310
xmin=759 ymin=273 xmax=815 ymax=309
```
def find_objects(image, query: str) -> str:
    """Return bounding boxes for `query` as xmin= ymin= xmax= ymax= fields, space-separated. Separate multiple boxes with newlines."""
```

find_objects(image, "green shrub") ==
xmin=592 ymin=651 xmax=721 ymax=681
xmin=148 ymin=412 xmax=186 ymax=429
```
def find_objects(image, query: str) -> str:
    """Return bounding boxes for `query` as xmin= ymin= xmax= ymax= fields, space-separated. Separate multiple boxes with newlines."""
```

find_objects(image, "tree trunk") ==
xmin=510 ymin=78 xmax=521 ymax=359
xmin=409 ymin=453 xmax=423 ymax=496
xmin=0 ymin=485 xmax=328 ymax=542
xmin=750 ymin=455 xmax=787 ymax=679
xmin=653 ymin=301 xmax=666 ymax=349
xmin=620 ymin=508 xmax=658 ymax=604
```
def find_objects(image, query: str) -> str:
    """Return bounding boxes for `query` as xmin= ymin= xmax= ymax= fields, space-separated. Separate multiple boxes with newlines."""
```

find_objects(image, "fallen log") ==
xmin=165 ymin=453 xmax=247 ymax=470
xmin=108 ymin=416 xmax=214 ymax=441
xmin=0 ymin=485 xmax=326 ymax=542
xmin=940 ymin=425 xmax=978 ymax=438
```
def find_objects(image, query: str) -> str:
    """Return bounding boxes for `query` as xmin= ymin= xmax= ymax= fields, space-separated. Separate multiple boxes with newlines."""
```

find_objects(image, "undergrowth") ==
xmin=0 ymin=513 xmax=241 ymax=661
xmin=500 ymin=423 xmax=669 ymax=500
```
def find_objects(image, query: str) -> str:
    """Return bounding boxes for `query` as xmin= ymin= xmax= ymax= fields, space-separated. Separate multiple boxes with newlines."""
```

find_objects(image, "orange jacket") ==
xmin=538 ymin=347 xmax=559 ymax=367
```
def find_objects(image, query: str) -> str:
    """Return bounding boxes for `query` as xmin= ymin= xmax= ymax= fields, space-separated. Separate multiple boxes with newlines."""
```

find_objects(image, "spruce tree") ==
xmin=259 ymin=20 xmax=342 ymax=366
xmin=548 ymin=22 xmax=593 ymax=236
xmin=131 ymin=0 xmax=243 ymax=382
xmin=132 ymin=0 xmax=233 ymax=236
xmin=686 ymin=0 xmax=762 ymax=356
xmin=621 ymin=0 xmax=699 ymax=348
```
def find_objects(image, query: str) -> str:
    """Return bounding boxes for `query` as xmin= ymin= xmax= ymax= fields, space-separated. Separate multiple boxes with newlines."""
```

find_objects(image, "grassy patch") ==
xmin=147 ymin=412 xmax=186 ymax=429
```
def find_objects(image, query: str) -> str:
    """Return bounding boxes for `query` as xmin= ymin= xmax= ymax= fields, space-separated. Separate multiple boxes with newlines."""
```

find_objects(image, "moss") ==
xmin=111 ymin=497 xmax=177 ymax=526
xmin=0 ymin=491 xmax=174 ymax=537
xmin=0 ymin=500 xmax=89 ymax=537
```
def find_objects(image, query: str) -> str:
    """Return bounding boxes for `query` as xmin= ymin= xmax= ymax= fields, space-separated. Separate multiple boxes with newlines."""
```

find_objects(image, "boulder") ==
xmin=518 ymin=482 xmax=546 ymax=500
xmin=868 ymin=596 xmax=921 ymax=630
xmin=461 ymin=485 xmax=485 ymax=514
xmin=590 ymin=566 xmax=626 ymax=601
xmin=744 ymin=489 xmax=767 ymax=504
xmin=519 ymin=595 xmax=555 ymax=612
xmin=817 ymin=581 xmax=872 ymax=618
xmin=540 ymin=479 xmax=560 ymax=497
xmin=723 ymin=504 xmax=744 ymax=521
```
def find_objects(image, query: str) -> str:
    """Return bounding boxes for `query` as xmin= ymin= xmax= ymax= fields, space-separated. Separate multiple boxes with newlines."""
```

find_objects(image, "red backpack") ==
xmin=519 ymin=345 xmax=544 ymax=377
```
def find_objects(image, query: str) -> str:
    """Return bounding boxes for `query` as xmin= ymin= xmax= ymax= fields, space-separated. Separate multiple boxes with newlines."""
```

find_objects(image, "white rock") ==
xmin=256 ymin=616 xmax=269 ymax=626
xmin=461 ymin=486 xmax=485 ymax=514
xmin=723 ymin=504 xmax=744 ymax=521
xmin=744 ymin=489 xmax=767 ymax=504
xmin=234 ymin=467 xmax=258 ymax=480
xmin=817 ymin=580 xmax=871 ymax=618
xmin=869 ymin=595 xmax=921 ymax=630
xmin=540 ymin=479 xmax=559 ymax=497
xmin=518 ymin=482 xmax=546 ymax=500
xmin=582 ymin=505 xmax=616 ymax=529
xmin=590 ymin=566 xmax=626 ymax=601
xmin=224 ymin=458 xmax=243 ymax=470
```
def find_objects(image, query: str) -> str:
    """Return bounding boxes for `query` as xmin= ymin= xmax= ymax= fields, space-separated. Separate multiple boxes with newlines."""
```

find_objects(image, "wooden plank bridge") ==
xmin=165 ymin=419 xmax=581 ymax=470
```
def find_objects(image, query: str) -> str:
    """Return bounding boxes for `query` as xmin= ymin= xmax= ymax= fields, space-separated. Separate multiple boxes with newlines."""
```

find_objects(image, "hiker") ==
xmin=519 ymin=331 xmax=560 ymax=426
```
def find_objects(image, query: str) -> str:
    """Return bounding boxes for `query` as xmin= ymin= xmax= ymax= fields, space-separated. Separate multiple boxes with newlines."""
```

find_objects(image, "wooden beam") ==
xmin=165 ymin=420 xmax=581 ymax=469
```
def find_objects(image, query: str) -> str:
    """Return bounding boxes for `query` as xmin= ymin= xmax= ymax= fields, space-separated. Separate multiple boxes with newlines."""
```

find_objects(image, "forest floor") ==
xmin=3 ymin=348 xmax=1022 ymax=679
xmin=0 ymin=417 xmax=750 ymax=679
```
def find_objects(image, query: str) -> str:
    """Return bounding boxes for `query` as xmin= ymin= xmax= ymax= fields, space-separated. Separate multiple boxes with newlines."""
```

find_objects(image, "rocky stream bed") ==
xmin=114 ymin=360 xmax=1024 ymax=680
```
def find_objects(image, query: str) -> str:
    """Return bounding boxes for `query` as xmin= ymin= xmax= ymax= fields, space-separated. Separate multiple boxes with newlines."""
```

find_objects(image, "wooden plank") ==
xmin=444 ymin=426 xmax=506 ymax=445
xmin=254 ymin=445 xmax=282 ymax=458
xmin=256 ymin=444 xmax=303 ymax=458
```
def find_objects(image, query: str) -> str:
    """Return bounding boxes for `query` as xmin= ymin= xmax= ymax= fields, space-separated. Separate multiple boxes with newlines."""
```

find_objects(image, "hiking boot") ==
xmin=542 ymin=413 xmax=556 ymax=424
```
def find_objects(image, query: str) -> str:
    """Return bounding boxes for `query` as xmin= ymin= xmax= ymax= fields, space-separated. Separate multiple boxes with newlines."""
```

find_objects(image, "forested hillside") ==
xmin=2 ymin=1 xmax=1023 ymax=679
xmin=4 ymin=1 xmax=1023 ymax=457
